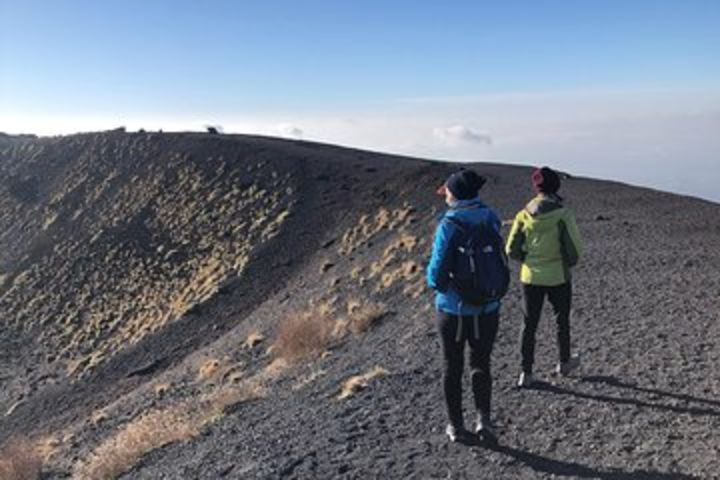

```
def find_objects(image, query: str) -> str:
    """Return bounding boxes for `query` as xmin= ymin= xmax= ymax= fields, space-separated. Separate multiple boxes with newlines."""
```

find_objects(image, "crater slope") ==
xmin=0 ymin=131 xmax=717 ymax=479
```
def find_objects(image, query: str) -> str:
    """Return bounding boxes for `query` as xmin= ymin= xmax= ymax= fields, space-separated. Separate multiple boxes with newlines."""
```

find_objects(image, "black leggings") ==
xmin=437 ymin=312 xmax=499 ymax=427
xmin=520 ymin=282 xmax=572 ymax=374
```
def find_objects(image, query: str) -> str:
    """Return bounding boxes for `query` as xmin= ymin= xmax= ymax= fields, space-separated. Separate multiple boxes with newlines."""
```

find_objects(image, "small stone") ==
xmin=217 ymin=464 xmax=234 ymax=477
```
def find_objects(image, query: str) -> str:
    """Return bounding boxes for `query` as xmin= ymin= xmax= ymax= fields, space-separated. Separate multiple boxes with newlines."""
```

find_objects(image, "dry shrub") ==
xmin=347 ymin=301 xmax=387 ymax=335
xmin=338 ymin=367 xmax=389 ymax=400
xmin=270 ymin=299 xmax=386 ymax=365
xmin=272 ymin=308 xmax=335 ymax=362
xmin=0 ymin=438 xmax=43 ymax=480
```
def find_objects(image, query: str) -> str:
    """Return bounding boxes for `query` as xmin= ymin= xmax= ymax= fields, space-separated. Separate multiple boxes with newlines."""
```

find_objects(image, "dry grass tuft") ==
xmin=74 ymin=405 xmax=200 ymax=480
xmin=402 ymin=277 xmax=426 ymax=299
xmin=270 ymin=299 xmax=386 ymax=365
xmin=339 ymin=205 xmax=415 ymax=255
xmin=271 ymin=308 xmax=335 ymax=362
xmin=91 ymin=409 xmax=109 ymax=427
xmin=0 ymin=438 xmax=43 ymax=480
xmin=261 ymin=357 xmax=290 ymax=379
xmin=292 ymin=369 xmax=327 ymax=391
xmin=244 ymin=330 xmax=265 ymax=349
xmin=201 ymin=381 xmax=266 ymax=415
xmin=197 ymin=358 xmax=223 ymax=382
xmin=337 ymin=367 xmax=389 ymax=400
xmin=154 ymin=383 xmax=170 ymax=398
xmin=33 ymin=435 xmax=61 ymax=465
xmin=75 ymin=381 xmax=264 ymax=480
xmin=347 ymin=301 xmax=387 ymax=335
xmin=220 ymin=364 xmax=244 ymax=384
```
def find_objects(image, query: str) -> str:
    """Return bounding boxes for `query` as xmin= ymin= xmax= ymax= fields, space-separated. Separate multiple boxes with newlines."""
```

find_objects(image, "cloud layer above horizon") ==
xmin=1 ymin=89 xmax=719 ymax=203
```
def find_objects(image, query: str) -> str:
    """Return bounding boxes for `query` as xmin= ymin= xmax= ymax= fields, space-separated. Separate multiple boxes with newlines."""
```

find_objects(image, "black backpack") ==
xmin=445 ymin=216 xmax=510 ymax=306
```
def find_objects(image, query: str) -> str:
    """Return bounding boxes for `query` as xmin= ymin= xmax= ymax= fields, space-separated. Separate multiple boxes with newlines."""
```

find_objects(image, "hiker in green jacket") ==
xmin=505 ymin=167 xmax=583 ymax=387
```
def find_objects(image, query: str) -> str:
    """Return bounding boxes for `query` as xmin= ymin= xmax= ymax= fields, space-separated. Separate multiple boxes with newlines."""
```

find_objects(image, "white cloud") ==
xmin=432 ymin=125 xmax=492 ymax=146
xmin=2 ymin=89 xmax=718 ymax=202
xmin=273 ymin=123 xmax=304 ymax=139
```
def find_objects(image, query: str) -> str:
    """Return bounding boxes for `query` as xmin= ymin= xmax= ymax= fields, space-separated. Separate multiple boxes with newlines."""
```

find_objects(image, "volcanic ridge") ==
xmin=0 ymin=130 xmax=718 ymax=479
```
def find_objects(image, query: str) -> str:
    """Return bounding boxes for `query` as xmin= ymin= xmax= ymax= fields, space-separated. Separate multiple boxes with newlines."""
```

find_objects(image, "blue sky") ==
xmin=2 ymin=0 xmax=719 ymax=113
xmin=1 ymin=1 xmax=719 ymax=200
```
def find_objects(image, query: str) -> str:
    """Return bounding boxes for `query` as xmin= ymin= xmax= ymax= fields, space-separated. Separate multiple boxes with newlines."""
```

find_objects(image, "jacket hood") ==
xmin=448 ymin=197 xmax=485 ymax=210
xmin=519 ymin=195 xmax=568 ymax=232
xmin=525 ymin=194 xmax=564 ymax=217
xmin=442 ymin=198 xmax=488 ymax=221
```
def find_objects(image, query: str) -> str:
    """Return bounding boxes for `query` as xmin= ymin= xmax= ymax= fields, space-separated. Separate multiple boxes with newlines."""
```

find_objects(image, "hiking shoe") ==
xmin=474 ymin=415 xmax=498 ymax=445
xmin=517 ymin=372 xmax=535 ymax=388
xmin=445 ymin=423 xmax=466 ymax=443
xmin=556 ymin=354 xmax=581 ymax=376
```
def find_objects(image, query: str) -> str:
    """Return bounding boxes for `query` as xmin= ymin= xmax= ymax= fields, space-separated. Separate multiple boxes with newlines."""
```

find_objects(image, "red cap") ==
xmin=532 ymin=167 xmax=561 ymax=194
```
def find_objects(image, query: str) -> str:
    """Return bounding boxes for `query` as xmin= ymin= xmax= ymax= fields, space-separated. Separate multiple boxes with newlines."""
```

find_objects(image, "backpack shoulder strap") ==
xmin=445 ymin=211 xmax=499 ymax=237
xmin=443 ymin=216 xmax=469 ymax=233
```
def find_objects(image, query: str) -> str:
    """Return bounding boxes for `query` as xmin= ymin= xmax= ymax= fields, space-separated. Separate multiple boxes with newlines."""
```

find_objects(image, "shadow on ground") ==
xmin=455 ymin=435 xmax=698 ymax=480
xmin=581 ymin=375 xmax=720 ymax=408
xmin=527 ymin=375 xmax=720 ymax=417
xmin=485 ymin=443 xmax=699 ymax=480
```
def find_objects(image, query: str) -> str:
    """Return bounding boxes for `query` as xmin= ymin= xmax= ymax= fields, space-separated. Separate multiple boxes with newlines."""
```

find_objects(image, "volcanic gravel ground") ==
xmin=0 ymin=132 xmax=717 ymax=479
xmin=123 ymin=165 xmax=719 ymax=478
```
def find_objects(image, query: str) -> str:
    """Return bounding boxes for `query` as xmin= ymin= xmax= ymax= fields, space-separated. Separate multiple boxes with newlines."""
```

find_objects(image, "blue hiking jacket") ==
xmin=426 ymin=197 xmax=502 ymax=316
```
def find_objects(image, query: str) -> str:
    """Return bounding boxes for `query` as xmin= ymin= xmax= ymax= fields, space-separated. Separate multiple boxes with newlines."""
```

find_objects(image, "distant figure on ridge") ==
xmin=505 ymin=167 xmax=583 ymax=388
xmin=427 ymin=170 xmax=509 ymax=444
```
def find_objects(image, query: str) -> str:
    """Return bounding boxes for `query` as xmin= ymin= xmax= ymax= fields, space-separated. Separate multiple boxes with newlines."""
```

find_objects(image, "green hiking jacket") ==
xmin=505 ymin=194 xmax=583 ymax=286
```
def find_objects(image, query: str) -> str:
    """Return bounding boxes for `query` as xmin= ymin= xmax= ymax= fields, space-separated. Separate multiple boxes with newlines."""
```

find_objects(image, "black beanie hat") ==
xmin=445 ymin=170 xmax=487 ymax=200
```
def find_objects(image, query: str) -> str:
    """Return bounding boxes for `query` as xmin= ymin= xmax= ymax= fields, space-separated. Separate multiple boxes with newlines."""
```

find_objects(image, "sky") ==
xmin=1 ymin=0 xmax=719 ymax=201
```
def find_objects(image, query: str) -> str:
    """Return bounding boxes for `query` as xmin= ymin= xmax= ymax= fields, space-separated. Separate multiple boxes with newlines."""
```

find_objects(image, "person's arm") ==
xmin=505 ymin=213 xmax=526 ymax=262
xmin=426 ymin=219 xmax=455 ymax=292
xmin=488 ymin=210 xmax=502 ymax=234
xmin=563 ymin=210 xmax=583 ymax=266
xmin=559 ymin=210 xmax=583 ymax=266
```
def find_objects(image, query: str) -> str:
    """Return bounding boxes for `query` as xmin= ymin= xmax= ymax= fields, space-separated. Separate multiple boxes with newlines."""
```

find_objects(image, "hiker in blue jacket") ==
xmin=427 ymin=169 xmax=503 ymax=444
